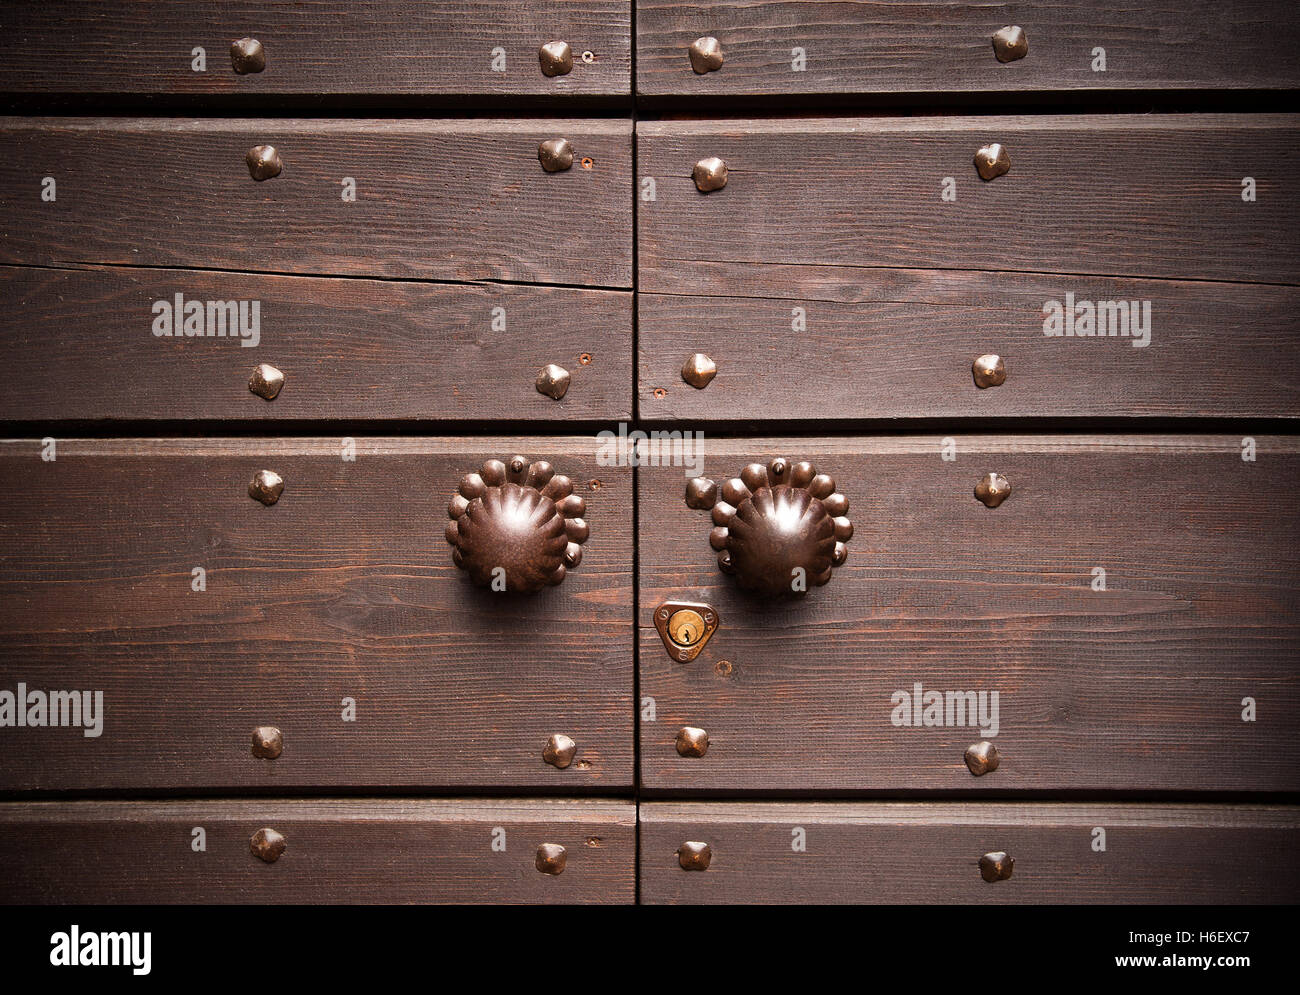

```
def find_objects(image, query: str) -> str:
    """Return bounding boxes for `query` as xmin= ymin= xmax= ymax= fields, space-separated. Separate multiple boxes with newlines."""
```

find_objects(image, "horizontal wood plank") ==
xmin=0 ymin=1 xmax=630 ymax=99
xmin=637 ymin=115 xmax=1299 ymax=288
xmin=638 ymin=272 xmax=1300 ymax=419
xmin=0 ymin=799 xmax=635 ymax=904
xmin=638 ymin=436 xmax=1300 ymax=793
xmin=0 ymin=118 xmax=633 ymax=288
xmin=637 ymin=1 xmax=1300 ymax=96
xmin=0 ymin=264 xmax=631 ymax=421
xmin=0 ymin=438 xmax=633 ymax=791
xmin=640 ymin=802 xmax=1300 ymax=904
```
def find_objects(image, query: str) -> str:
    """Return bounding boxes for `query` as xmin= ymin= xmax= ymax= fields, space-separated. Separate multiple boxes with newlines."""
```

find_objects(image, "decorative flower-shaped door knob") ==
xmin=685 ymin=458 xmax=852 ymax=598
xmin=446 ymin=456 xmax=588 ymax=593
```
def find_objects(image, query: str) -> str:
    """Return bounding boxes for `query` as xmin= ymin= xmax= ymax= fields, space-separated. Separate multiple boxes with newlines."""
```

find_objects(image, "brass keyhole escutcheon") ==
xmin=668 ymin=609 xmax=706 ymax=647
xmin=654 ymin=601 xmax=719 ymax=662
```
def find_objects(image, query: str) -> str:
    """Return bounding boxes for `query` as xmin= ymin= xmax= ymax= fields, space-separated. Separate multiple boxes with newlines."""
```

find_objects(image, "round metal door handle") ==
xmin=446 ymin=456 xmax=589 ymax=593
xmin=684 ymin=458 xmax=852 ymax=598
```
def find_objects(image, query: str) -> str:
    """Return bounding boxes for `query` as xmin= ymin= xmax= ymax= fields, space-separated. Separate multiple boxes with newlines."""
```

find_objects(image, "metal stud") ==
xmin=230 ymin=37 xmax=266 ymax=74
xmin=685 ymin=477 xmax=718 ymax=510
xmin=678 ymin=841 xmax=712 ymax=871
xmin=979 ymin=850 xmax=1014 ymax=882
xmin=991 ymin=26 xmax=1028 ymax=63
xmin=539 ymin=41 xmax=573 ymax=77
xmin=536 ymin=843 xmax=567 ymax=874
xmin=538 ymin=138 xmax=574 ymax=172
xmin=543 ymin=733 xmax=577 ymax=769
xmin=676 ymin=726 xmax=709 ymax=758
xmin=246 ymin=145 xmax=282 ymax=181
xmin=972 ymin=354 xmax=1006 ymax=389
xmin=688 ymin=36 xmax=724 ymax=74
xmin=974 ymin=472 xmax=1012 ymax=508
xmin=693 ymin=156 xmax=728 ymax=193
xmin=250 ymin=725 xmax=283 ymax=759
xmin=965 ymin=740 xmax=999 ymax=776
xmin=248 ymin=363 xmax=284 ymax=400
xmin=248 ymin=470 xmax=284 ymax=506
xmin=974 ymin=143 xmax=1010 ymax=181
xmin=250 ymin=828 xmax=286 ymax=863
xmin=682 ymin=353 xmax=717 ymax=389
xmin=535 ymin=363 xmax=571 ymax=400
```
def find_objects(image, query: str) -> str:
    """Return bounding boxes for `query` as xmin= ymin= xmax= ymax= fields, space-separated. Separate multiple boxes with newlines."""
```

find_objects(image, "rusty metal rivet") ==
xmin=678 ymin=841 xmax=712 ymax=871
xmin=250 ymin=725 xmax=283 ymax=759
xmin=681 ymin=353 xmax=717 ymax=389
xmin=974 ymin=472 xmax=1011 ymax=508
xmin=965 ymin=740 xmax=999 ymax=776
xmin=538 ymin=138 xmax=574 ymax=172
xmin=676 ymin=726 xmax=709 ymax=758
xmin=685 ymin=476 xmax=718 ymax=510
xmin=536 ymin=363 xmax=571 ymax=400
xmin=581 ymin=157 xmax=594 ymax=169
xmin=693 ymin=156 xmax=728 ymax=193
xmin=246 ymin=145 xmax=282 ymax=181
xmin=248 ymin=363 xmax=284 ymax=400
xmin=974 ymin=143 xmax=1010 ymax=181
xmin=250 ymin=827 xmax=286 ymax=863
xmin=991 ymin=26 xmax=1028 ymax=63
xmin=578 ymin=353 xmax=593 ymax=365
xmin=979 ymin=850 xmax=1014 ymax=882
xmin=543 ymin=733 xmax=577 ymax=769
xmin=972 ymin=354 xmax=1006 ymax=389
xmin=230 ymin=37 xmax=266 ymax=74
xmin=540 ymin=41 xmax=573 ymax=76
xmin=715 ymin=659 xmax=734 ymax=676
xmin=536 ymin=842 xmax=567 ymax=874
xmin=652 ymin=387 xmax=667 ymax=399
xmin=248 ymin=469 xmax=284 ymax=506
xmin=689 ymin=36 xmax=724 ymax=74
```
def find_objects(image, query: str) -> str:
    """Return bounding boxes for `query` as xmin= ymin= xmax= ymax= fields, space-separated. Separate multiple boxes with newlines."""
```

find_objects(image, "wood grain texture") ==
xmin=0 ymin=1 xmax=630 ymax=98
xmin=638 ymin=436 xmax=1300 ymax=793
xmin=639 ymin=274 xmax=1300 ymax=420
xmin=637 ymin=115 xmax=1299 ymax=289
xmin=0 ymin=799 xmax=635 ymax=904
xmin=637 ymin=1 xmax=1300 ymax=96
xmin=0 ymin=438 xmax=632 ymax=791
xmin=0 ymin=264 xmax=631 ymax=421
xmin=0 ymin=118 xmax=632 ymax=288
xmin=640 ymin=802 xmax=1300 ymax=904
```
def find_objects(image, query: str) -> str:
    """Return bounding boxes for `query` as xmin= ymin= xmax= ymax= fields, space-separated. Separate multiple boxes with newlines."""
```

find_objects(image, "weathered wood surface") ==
xmin=0 ymin=264 xmax=631 ymax=421
xmin=639 ymin=273 xmax=1300 ymax=420
xmin=0 ymin=438 xmax=632 ymax=791
xmin=0 ymin=118 xmax=632 ymax=288
xmin=640 ymin=802 xmax=1300 ymax=904
xmin=0 ymin=799 xmax=636 ymax=904
xmin=637 ymin=116 xmax=1299 ymax=292
xmin=637 ymin=1 xmax=1300 ymax=97
xmin=638 ymin=436 xmax=1300 ymax=792
xmin=0 ymin=1 xmax=630 ymax=99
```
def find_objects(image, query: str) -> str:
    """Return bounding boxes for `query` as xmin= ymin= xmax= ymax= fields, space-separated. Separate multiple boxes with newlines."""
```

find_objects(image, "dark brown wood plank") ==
xmin=638 ymin=436 xmax=1300 ymax=793
xmin=0 ymin=1 xmax=630 ymax=99
xmin=0 ymin=438 xmax=632 ymax=791
xmin=639 ymin=273 xmax=1300 ymax=420
xmin=637 ymin=115 xmax=1299 ymax=288
xmin=0 ymin=799 xmax=635 ymax=904
xmin=0 ymin=264 xmax=631 ymax=421
xmin=0 ymin=118 xmax=632 ymax=288
xmin=637 ymin=1 xmax=1300 ymax=97
xmin=641 ymin=802 xmax=1300 ymax=904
